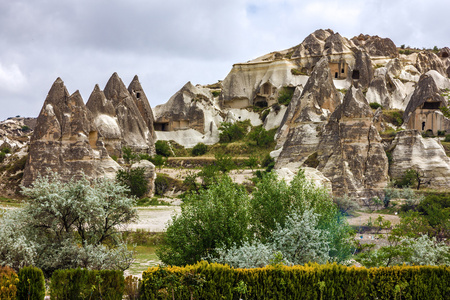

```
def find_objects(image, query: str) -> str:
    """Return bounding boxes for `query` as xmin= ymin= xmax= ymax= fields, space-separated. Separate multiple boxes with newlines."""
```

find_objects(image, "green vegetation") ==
xmin=382 ymin=109 xmax=404 ymax=126
xmin=290 ymin=68 xmax=307 ymax=76
xmin=116 ymin=167 xmax=148 ymax=198
xmin=17 ymin=266 xmax=45 ymax=300
xmin=277 ymin=87 xmax=294 ymax=105
xmin=191 ymin=142 xmax=208 ymax=156
xmin=158 ymin=171 xmax=353 ymax=267
xmin=218 ymin=120 xmax=249 ymax=143
xmin=0 ymin=147 xmax=11 ymax=163
xmin=155 ymin=140 xmax=172 ymax=157
xmin=369 ymin=102 xmax=383 ymax=110
xmin=211 ymin=90 xmax=221 ymax=97
xmin=0 ymin=172 xmax=137 ymax=276
xmin=154 ymin=174 xmax=169 ymax=196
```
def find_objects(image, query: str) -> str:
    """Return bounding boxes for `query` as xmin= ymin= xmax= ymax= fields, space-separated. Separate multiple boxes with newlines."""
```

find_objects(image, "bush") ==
xmin=0 ymin=266 xmax=18 ymax=300
xmin=261 ymin=154 xmax=275 ymax=172
xmin=17 ymin=266 xmax=45 ymax=300
xmin=211 ymin=90 xmax=220 ymax=97
xmin=116 ymin=167 xmax=148 ymax=198
xmin=369 ymin=102 xmax=382 ymax=109
xmin=155 ymin=140 xmax=172 ymax=157
xmin=154 ymin=174 xmax=169 ymax=196
xmin=277 ymin=87 xmax=294 ymax=105
xmin=122 ymin=147 xmax=137 ymax=163
xmin=50 ymin=268 xmax=124 ymax=300
xmin=124 ymin=275 xmax=141 ymax=300
xmin=248 ymin=126 xmax=274 ymax=147
xmin=142 ymin=262 xmax=450 ymax=300
xmin=191 ymin=143 xmax=208 ymax=156
xmin=445 ymin=134 xmax=450 ymax=142
xmin=218 ymin=121 xmax=247 ymax=143
xmin=0 ymin=152 xmax=5 ymax=163
xmin=333 ymin=195 xmax=360 ymax=216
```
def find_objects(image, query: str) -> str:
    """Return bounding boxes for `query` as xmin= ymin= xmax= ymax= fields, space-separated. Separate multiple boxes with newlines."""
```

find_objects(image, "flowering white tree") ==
xmin=0 ymin=172 xmax=138 ymax=276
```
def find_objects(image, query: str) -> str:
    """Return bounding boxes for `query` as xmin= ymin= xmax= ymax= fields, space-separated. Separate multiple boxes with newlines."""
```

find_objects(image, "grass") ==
xmin=0 ymin=196 xmax=23 ymax=208
xmin=442 ymin=141 xmax=450 ymax=157
xmin=127 ymin=245 xmax=161 ymax=275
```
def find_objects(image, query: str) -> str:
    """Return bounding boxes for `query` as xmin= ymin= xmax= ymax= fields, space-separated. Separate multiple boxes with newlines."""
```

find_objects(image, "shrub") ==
xmin=124 ymin=275 xmax=141 ymax=300
xmin=261 ymin=154 xmax=275 ymax=172
xmin=116 ymin=167 xmax=148 ymax=198
xmin=0 ymin=152 xmax=5 ymax=163
xmin=369 ymin=102 xmax=382 ymax=109
xmin=21 ymin=125 xmax=30 ymax=132
xmin=154 ymin=174 xmax=169 ymax=196
xmin=0 ymin=266 xmax=18 ymax=300
xmin=17 ymin=266 xmax=45 ymax=300
xmin=248 ymin=126 xmax=274 ymax=147
xmin=191 ymin=143 xmax=208 ymax=156
xmin=122 ymin=147 xmax=137 ymax=163
xmin=445 ymin=134 xmax=450 ymax=142
xmin=260 ymin=109 xmax=270 ymax=122
xmin=333 ymin=195 xmax=360 ymax=216
xmin=218 ymin=121 xmax=247 ymax=143
xmin=155 ymin=140 xmax=172 ymax=157
xmin=50 ymin=268 xmax=124 ymax=300
xmin=277 ymin=87 xmax=294 ymax=105
xmin=214 ymin=153 xmax=236 ymax=173
xmin=211 ymin=90 xmax=220 ymax=97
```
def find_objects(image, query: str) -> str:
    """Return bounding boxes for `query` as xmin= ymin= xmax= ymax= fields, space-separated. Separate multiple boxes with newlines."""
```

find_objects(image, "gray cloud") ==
xmin=0 ymin=0 xmax=449 ymax=120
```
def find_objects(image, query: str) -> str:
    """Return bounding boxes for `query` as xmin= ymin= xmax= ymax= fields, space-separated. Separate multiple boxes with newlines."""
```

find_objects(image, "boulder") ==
xmin=389 ymin=130 xmax=450 ymax=189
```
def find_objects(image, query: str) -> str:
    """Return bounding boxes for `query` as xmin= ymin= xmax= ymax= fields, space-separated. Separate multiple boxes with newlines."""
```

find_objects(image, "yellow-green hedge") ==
xmin=140 ymin=261 xmax=450 ymax=300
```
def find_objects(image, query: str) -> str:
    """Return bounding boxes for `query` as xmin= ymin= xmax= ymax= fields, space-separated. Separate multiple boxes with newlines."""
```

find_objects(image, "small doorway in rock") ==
xmin=136 ymin=92 xmax=141 ymax=99
xmin=352 ymin=70 xmax=360 ymax=80
xmin=422 ymin=122 xmax=426 ymax=131
xmin=335 ymin=72 xmax=338 ymax=79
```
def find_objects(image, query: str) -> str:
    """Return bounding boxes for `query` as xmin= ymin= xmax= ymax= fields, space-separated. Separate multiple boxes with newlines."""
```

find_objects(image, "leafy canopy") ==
xmin=0 ymin=172 xmax=138 ymax=276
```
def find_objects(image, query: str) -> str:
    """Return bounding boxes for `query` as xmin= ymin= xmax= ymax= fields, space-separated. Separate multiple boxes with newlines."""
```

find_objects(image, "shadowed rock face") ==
xmin=353 ymin=50 xmax=374 ymax=89
xmin=128 ymin=75 xmax=155 ymax=140
xmin=22 ymin=78 xmax=120 ymax=186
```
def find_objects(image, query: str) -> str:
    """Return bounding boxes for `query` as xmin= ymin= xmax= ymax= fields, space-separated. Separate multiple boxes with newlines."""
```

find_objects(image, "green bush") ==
xmin=0 ymin=266 xmax=18 ymax=300
xmin=154 ymin=174 xmax=169 ymax=196
xmin=248 ymin=126 xmax=275 ymax=147
xmin=50 ymin=268 xmax=124 ymax=300
xmin=116 ymin=167 xmax=148 ymax=198
xmin=218 ymin=121 xmax=248 ymax=143
xmin=17 ymin=266 xmax=45 ymax=300
xmin=277 ymin=87 xmax=294 ymax=105
xmin=155 ymin=140 xmax=172 ymax=157
xmin=122 ymin=146 xmax=137 ymax=163
xmin=191 ymin=143 xmax=208 ymax=156
xmin=141 ymin=262 xmax=450 ymax=300
xmin=261 ymin=154 xmax=275 ymax=172
xmin=0 ymin=152 xmax=5 ymax=163
xmin=445 ymin=134 xmax=450 ymax=142
xmin=369 ymin=102 xmax=383 ymax=109
xmin=211 ymin=90 xmax=221 ymax=97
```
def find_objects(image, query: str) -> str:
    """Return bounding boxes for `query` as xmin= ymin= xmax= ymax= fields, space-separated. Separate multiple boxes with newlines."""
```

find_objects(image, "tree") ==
xmin=155 ymin=140 xmax=172 ymax=157
xmin=116 ymin=167 xmax=148 ymax=198
xmin=248 ymin=126 xmax=274 ymax=147
xmin=0 ymin=172 xmax=137 ymax=276
xmin=218 ymin=121 xmax=247 ymax=143
xmin=157 ymin=176 xmax=250 ymax=266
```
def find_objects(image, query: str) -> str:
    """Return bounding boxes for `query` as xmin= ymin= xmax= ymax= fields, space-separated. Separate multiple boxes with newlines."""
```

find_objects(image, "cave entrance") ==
xmin=136 ymin=92 xmax=141 ymax=99
xmin=422 ymin=122 xmax=426 ymax=131
xmin=422 ymin=102 xmax=440 ymax=109
xmin=334 ymin=72 xmax=338 ymax=79
xmin=154 ymin=122 xmax=169 ymax=131
xmin=352 ymin=70 xmax=360 ymax=80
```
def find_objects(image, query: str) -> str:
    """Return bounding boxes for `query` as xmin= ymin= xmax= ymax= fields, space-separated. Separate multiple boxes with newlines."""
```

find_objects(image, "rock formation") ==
xmin=389 ymin=130 xmax=450 ymax=189
xmin=22 ymin=78 xmax=121 ymax=186
xmin=351 ymin=34 xmax=398 ymax=58
xmin=314 ymin=87 xmax=389 ymax=198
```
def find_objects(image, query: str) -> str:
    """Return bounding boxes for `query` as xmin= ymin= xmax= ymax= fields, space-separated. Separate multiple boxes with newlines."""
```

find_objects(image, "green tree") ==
xmin=155 ymin=140 xmax=172 ymax=157
xmin=157 ymin=176 xmax=250 ymax=266
xmin=218 ymin=121 xmax=248 ymax=143
xmin=248 ymin=126 xmax=274 ymax=147
xmin=191 ymin=143 xmax=208 ymax=156
xmin=116 ymin=167 xmax=148 ymax=198
xmin=0 ymin=172 xmax=137 ymax=276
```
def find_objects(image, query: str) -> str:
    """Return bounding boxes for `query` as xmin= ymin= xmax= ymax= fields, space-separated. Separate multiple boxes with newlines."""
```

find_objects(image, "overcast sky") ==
xmin=1 ymin=0 xmax=449 ymax=121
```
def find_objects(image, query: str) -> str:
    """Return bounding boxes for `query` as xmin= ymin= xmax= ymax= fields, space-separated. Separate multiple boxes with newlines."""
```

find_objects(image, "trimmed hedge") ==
xmin=17 ymin=266 xmax=45 ymax=300
xmin=141 ymin=261 xmax=450 ymax=300
xmin=0 ymin=266 xmax=18 ymax=300
xmin=50 ymin=268 xmax=124 ymax=300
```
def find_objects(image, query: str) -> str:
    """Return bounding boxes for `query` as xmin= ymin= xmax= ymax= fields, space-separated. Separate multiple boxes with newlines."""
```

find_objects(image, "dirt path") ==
xmin=346 ymin=212 xmax=401 ymax=227
xmin=126 ymin=206 xmax=181 ymax=232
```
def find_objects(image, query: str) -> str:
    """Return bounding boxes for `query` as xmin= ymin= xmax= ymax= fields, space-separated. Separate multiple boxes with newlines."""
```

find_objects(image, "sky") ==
xmin=1 ymin=0 xmax=449 ymax=121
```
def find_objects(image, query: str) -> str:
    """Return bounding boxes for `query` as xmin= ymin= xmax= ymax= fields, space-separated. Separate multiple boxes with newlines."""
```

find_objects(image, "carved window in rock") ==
xmin=136 ymin=92 xmax=141 ymax=99
xmin=422 ymin=102 xmax=440 ymax=109
xmin=262 ymin=83 xmax=272 ymax=95
xmin=335 ymin=72 xmax=338 ymax=79
xmin=352 ymin=70 xmax=360 ymax=80
xmin=422 ymin=122 xmax=426 ymax=131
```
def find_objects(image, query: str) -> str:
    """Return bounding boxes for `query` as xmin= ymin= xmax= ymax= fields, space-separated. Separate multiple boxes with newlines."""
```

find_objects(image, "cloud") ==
xmin=0 ymin=0 xmax=450 ymax=121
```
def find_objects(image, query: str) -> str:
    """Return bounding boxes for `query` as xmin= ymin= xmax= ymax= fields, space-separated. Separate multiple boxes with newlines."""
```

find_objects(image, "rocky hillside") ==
xmin=1 ymin=29 xmax=450 ymax=199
